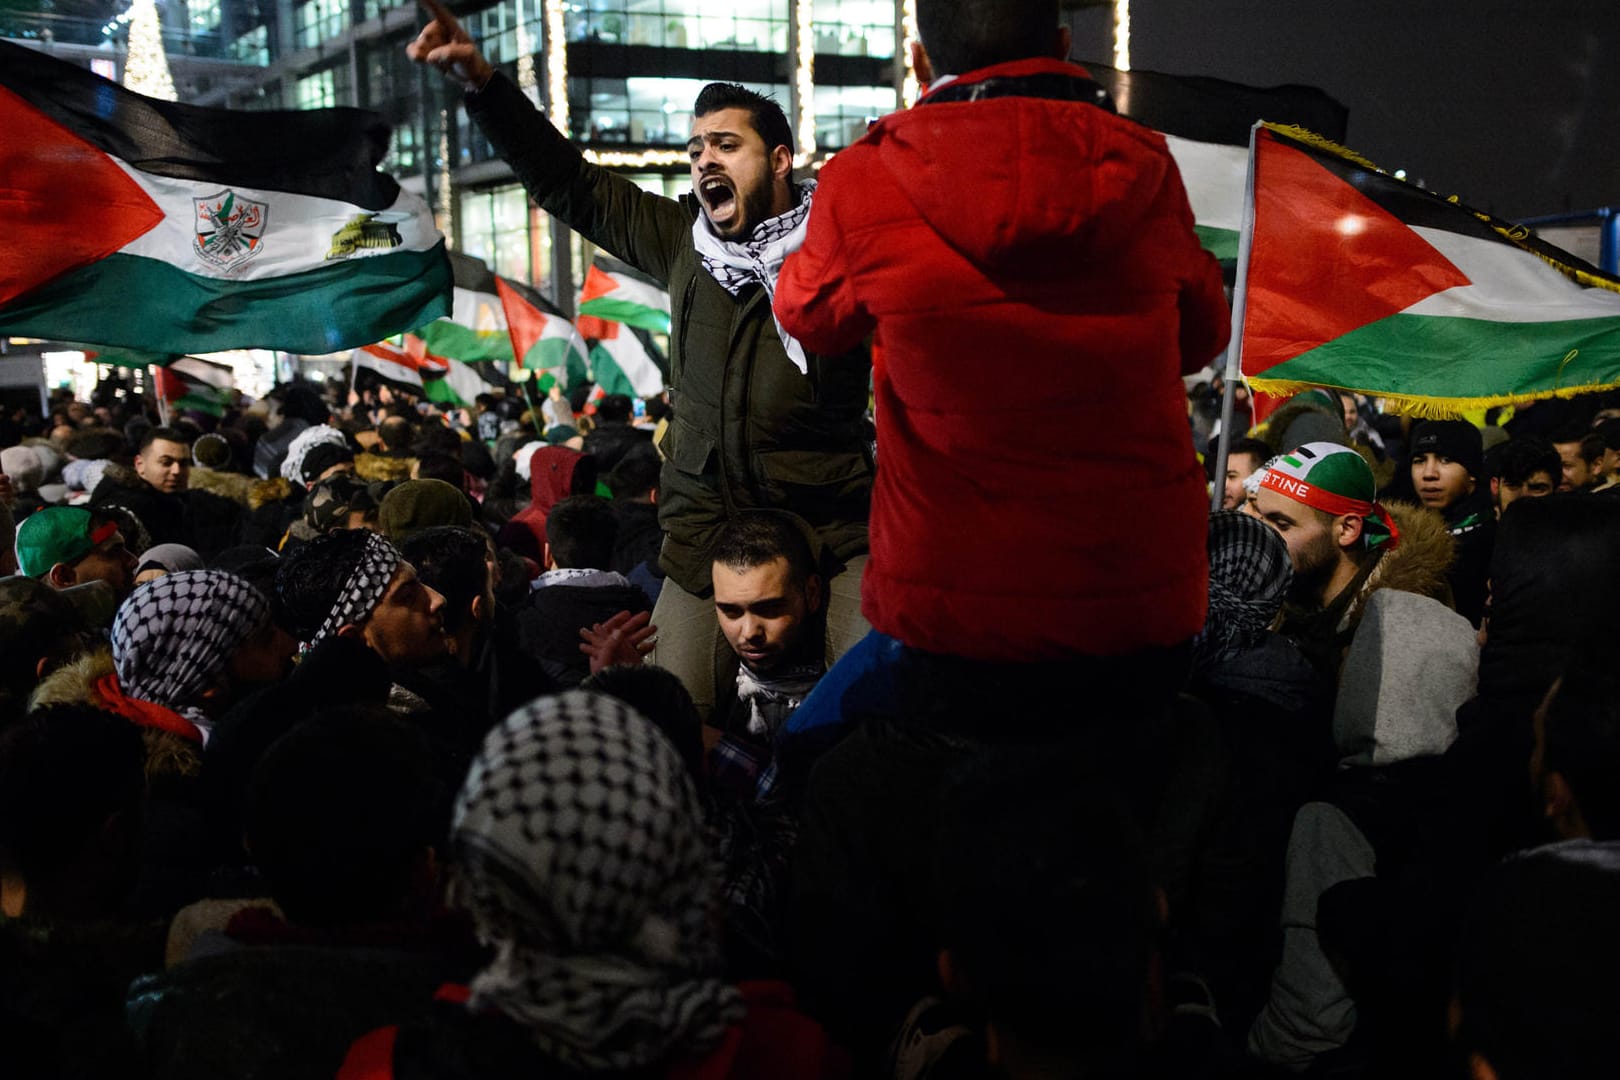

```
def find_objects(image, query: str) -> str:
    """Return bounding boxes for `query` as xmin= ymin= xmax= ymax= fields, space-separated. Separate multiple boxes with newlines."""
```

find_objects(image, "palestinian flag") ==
xmin=589 ymin=334 xmax=666 ymax=399
xmin=403 ymin=334 xmax=494 ymax=409
xmin=156 ymin=357 xmax=234 ymax=417
xmin=577 ymin=257 xmax=672 ymax=335
xmin=1234 ymin=123 xmax=1620 ymax=416
xmin=1081 ymin=62 xmax=1347 ymax=262
xmin=351 ymin=340 xmax=431 ymax=395
xmin=0 ymin=40 xmax=450 ymax=354
xmin=494 ymin=275 xmax=588 ymax=385
xmin=415 ymin=252 xmax=522 ymax=365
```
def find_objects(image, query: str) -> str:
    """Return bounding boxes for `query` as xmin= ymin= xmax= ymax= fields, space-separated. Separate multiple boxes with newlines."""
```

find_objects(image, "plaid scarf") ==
xmin=1194 ymin=511 xmax=1293 ymax=667
xmin=692 ymin=179 xmax=816 ymax=374
xmin=306 ymin=531 xmax=401 ymax=649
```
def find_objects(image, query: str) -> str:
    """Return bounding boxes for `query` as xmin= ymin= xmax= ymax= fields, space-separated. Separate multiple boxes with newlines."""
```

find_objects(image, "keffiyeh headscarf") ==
xmin=106 ymin=570 xmax=269 ymax=743
xmin=280 ymin=424 xmax=350 ymax=487
xmin=452 ymin=691 xmax=743 ymax=1071
xmin=1194 ymin=511 xmax=1293 ymax=667
xmin=692 ymin=179 xmax=816 ymax=374
xmin=306 ymin=530 xmax=401 ymax=649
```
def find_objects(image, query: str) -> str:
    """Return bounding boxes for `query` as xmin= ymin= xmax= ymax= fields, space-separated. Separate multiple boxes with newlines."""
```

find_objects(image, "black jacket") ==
xmin=515 ymin=577 xmax=653 ymax=689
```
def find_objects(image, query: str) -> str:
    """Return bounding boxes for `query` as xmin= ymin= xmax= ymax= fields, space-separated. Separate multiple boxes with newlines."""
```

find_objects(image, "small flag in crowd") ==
xmin=0 ymin=40 xmax=451 ymax=354
xmin=416 ymin=252 xmax=589 ymax=389
xmin=1234 ymin=124 xmax=1620 ymax=416
xmin=1081 ymin=61 xmax=1348 ymax=262
xmin=155 ymin=357 xmax=234 ymax=417
xmin=350 ymin=341 xmax=432 ymax=396
xmin=577 ymin=257 xmax=673 ymax=335
xmin=405 ymin=334 xmax=496 ymax=409
xmin=495 ymin=276 xmax=588 ymax=384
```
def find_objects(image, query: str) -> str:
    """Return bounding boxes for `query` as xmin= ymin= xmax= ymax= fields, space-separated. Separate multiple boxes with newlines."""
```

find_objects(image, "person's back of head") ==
xmin=581 ymin=664 xmax=705 ymax=788
xmin=274 ymin=529 xmax=390 ymax=642
xmin=0 ymin=705 xmax=146 ymax=919
xmin=606 ymin=441 xmax=661 ymax=502
xmin=1457 ymin=839 xmax=1620 ymax=1080
xmin=413 ymin=423 xmax=463 ymax=458
xmin=916 ymin=0 xmax=1060 ymax=76
xmin=412 ymin=450 xmax=466 ymax=492
xmin=1490 ymin=435 xmax=1561 ymax=489
xmin=933 ymin=747 xmax=1156 ymax=1076
xmin=594 ymin=394 xmax=634 ymax=426
xmin=245 ymin=708 xmax=442 ymax=928
xmin=545 ymin=495 xmax=618 ymax=570
xmin=400 ymin=526 xmax=491 ymax=638
xmin=378 ymin=416 xmax=414 ymax=454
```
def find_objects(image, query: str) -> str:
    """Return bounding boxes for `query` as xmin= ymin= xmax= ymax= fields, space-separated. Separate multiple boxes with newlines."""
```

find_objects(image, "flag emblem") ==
xmin=193 ymin=190 xmax=267 ymax=271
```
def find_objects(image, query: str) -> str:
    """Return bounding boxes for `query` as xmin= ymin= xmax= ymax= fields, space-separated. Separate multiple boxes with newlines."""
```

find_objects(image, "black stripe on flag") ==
xmin=1080 ymin=61 xmax=1348 ymax=146
xmin=449 ymin=251 xmax=567 ymax=317
xmin=0 ymin=40 xmax=399 ymax=209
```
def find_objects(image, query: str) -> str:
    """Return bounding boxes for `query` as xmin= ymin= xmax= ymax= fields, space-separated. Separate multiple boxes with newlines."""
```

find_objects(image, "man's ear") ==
xmin=770 ymin=143 xmax=793 ymax=184
xmin=1054 ymin=24 xmax=1072 ymax=60
xmin=46 ymin=562 xmax=76 ymax=589
xmin=910 ymin=40 xmax=934 ymax=87
xmin=335 ymin=622 xmax=365 ymax=641
xmin=1490 ymin=477 xmax=1501 ymax=501
xmin=1336 ymin=513 xmax=1367 ymax=551
xmin=804 ymin=572 xmax=824 ymax=615
xmin=470 ymin=594 xmax=488 ymax=623
xmin=543 ymin=542 xmax=556 ymax=571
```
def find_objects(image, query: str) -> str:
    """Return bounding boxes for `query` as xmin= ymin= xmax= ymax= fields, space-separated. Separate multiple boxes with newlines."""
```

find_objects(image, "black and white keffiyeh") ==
xmin=451 ymin=690 xmax=743 ymax=1072
xmin=692 ymin=179 xmax=816 ymax=374
xmin=280 ymin=424 xmax=349 ymax=486
xmin=306 ymin=530 xmax=401 ymax=649
xmin=1194 ymin=510 xmax=1293 ymax=667
xmin=111 ymin=569 xmax=269 ymax=732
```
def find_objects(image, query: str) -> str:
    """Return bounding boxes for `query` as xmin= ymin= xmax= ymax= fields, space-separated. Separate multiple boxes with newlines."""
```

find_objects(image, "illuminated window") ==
xmin=296 ymin=0 xmax=350 ymax=50
xmin=567 ymin=0 xmax=789 ymax=53
xmin=569 ymin=75 xmax=789 ymax=146
xmin=813 ymin=83 xmax=894 ymax=149
xmin=810 ymin=0 xmax=895 ymax=58
xmin=295 ymin=69 xmax=337 ymax=109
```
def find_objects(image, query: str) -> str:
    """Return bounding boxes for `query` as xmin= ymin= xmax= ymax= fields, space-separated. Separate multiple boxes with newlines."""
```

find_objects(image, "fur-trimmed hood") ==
xmin=188 ymin=465 xmax=257 ymax=506
xmin=355 ymin=452 xmax=414 ymax=484
xmin=247 ymin=477 xmax=298 ymax=511
xmin=1338 ymin=500 xmax=1456 ymax=635
xmin=31 ymin=649 xmax=202 ymax=785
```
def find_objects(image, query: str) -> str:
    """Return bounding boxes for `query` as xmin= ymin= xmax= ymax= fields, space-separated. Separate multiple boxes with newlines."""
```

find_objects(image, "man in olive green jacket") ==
xmin=409 ymin=1 xmax=872 ymax=721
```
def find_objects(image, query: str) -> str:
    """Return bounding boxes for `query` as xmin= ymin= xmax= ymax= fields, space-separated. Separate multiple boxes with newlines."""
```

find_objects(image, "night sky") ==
xmin=1065 ymin=1 xmax=1620 ymax=221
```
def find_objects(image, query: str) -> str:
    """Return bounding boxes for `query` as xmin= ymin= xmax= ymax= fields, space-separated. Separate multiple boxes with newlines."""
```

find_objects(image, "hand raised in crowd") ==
xmin=406 ymin=0 xmax=494 ymax=92
xmin=579 ymin=610 xmax=657 ymax=675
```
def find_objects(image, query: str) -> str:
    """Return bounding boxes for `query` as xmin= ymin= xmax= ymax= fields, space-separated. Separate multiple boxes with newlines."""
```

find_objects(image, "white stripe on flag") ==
xmin=1164 ymin=134 xmax=1247 ymax=236
xmin=115 ymin=160 xmax=441 ymax=282
xmin=352 ymin=348 xmax=423 ymax=387
xmin=1403 ymin=227 xmax=1620 ymax=323
xmin=590 ymin=271 xmax=670 ymax=314
xmin=451 ymin=286 xmax=507 ymax=332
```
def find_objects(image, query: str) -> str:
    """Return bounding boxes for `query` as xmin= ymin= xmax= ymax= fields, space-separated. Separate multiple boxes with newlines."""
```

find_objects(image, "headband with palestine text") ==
xmin=1258 ymin=442 xmax=1400 ymax=551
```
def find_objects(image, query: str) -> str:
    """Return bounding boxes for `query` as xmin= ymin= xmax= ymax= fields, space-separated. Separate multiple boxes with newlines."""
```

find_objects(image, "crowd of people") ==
xmin=3 ymin=0 xmax=1618 ymax=1077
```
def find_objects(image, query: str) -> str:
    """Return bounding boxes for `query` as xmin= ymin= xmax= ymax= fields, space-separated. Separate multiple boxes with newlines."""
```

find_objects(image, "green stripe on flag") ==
xmin=1250 ymin=312 xmax=1620 ymax=415
xmin=417 ymin=318 xmax=514 ymax=364
xmin=1194 ymin=225 xmax=1240 ymax=262
xmin=577 ymin=296 xmax=672 ymax=334
xmin=0 ymin=247 xmax=451 ymax=355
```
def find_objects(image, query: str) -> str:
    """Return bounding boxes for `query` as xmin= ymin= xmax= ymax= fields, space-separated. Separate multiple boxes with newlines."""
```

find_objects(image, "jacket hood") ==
xmin=871 ymin=58 xmax=1169 ymax=270
xmin=30 ymin=648 xmax=200 ymax=783
xmin=1333 ymin=589 xmax=1477 ymax=766
xmin=1340 ymin=500 xmax=1456 ymax=634
xmin=528 ymin=445 xmax=588 ymax=511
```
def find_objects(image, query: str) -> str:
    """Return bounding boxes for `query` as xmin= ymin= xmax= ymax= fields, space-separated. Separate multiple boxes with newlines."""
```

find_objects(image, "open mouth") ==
xmin=699 ymin=176 xmax=736 ymax=222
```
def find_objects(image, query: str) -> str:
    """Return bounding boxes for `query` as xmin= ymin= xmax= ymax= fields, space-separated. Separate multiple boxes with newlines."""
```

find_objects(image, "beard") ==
xmin=1287 ymin=530 xmax=1342 ymax=606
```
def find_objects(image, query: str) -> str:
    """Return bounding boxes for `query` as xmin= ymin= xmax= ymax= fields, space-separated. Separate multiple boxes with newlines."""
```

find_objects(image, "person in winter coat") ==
xmin=501 ymin=444 xmax=596 ymax=562
xmin=408 ymin=2 xmax=874 ymax=727
xmin=337 ymin=690 xmax=845 ymax=1080
xmin=771 ymin=0 xmax=1228 ymax=712
xmin=1408 ymin=419 xmax=1495 ymax=626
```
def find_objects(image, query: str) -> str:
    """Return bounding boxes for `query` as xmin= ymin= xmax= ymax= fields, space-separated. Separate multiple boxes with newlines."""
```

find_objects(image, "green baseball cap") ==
xmin=15 ymin=506 xmax=118 ymax=578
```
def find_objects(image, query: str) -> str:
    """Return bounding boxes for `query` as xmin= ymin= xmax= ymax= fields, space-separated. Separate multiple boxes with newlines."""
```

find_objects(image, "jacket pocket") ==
xmin=668 ymin=416 xmax=717 ymax=476
xmin=755 ymin=448 xmax=873 ymax=525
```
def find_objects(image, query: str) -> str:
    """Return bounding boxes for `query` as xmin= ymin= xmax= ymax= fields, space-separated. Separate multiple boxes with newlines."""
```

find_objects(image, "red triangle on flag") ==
xmin=495 ymin=276 xmax=547 ymax=367
xmin=0 ymin=85 xmax=164 ymax=306
xmin=1241 ymin=129 xmax=1471 ymax=378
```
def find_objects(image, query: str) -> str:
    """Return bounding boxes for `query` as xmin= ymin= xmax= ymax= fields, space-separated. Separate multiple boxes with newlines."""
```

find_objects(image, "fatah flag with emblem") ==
xmin=577 ymin=257 xmax=673 ymax=335
xmin=1081 ymin=62 xmax=1347 ymax=262
xmin=0 ymin=40 xmax=450 ymax=354
xmin=1233 ymin=124 xmax=1620 ymax=416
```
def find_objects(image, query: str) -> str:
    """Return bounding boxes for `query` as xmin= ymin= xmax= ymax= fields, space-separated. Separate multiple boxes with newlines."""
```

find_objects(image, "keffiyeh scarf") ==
xmin=452 ymin=691 xmax=743 ymax=1072
xmin=280 ymin=424 xmax=349 ymax=486
xmin=306 ymin=530 xmax=401 ymax=649
xmin=692 ymin=179 xmax=817 ymax=375
xmin=735 ymin=661 xmax=822 ymax=740
xmin=1194 ymin=510 xmax=1293 ymax=667
xmin=109 ymin=570 xmax=270 ymax=742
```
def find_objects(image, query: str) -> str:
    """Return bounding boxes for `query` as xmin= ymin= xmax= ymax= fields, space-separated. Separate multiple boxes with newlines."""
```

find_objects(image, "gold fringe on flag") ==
xmin=1247 ymin=377 xmax=1620 ymax=421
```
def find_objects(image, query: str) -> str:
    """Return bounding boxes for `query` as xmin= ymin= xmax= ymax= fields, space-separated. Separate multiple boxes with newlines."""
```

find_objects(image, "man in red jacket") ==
xmin=773 ymin=0 xmax=1228 ymax=716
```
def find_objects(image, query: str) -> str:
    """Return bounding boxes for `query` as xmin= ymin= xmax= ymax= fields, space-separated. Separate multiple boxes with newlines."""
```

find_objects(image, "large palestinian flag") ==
xmin=1081 ymin=62 xmax=1347 ymax=262
xmin=0 ymin=40 xmax=450 ymax=354
xmin=575 ymin=255 xmax=669 ymax=396
xmin=1235 ymin=124 xmax=1620 ymax=416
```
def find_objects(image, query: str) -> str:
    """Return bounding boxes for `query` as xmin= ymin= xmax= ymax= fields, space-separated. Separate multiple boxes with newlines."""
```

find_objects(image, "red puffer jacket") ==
xmin=775 ymin=57 xmax=1229 ymax=660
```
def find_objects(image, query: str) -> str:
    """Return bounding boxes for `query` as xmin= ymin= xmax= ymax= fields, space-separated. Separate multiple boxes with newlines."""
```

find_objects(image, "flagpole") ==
xmin=1210 ymin=121 xmax=1263 ymax=511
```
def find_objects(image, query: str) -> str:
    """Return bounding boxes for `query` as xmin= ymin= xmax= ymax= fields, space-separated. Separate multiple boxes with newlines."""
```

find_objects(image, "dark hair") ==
xmin=1207 ymin=436 xmax=1272 ymax=482
xmin=1490 ymin=436 xmax=1561 ymax=488
xmin=245 ymin=709 xmax=442 ymax=927
xmin=1580 ymin=432 xmax=1606 ymax=465
xmin=138 ymin=425 xmax=191 ymax=455
xmin=933 ymin=747 xmax=1154 ymax=1061
xmin=916 ymin=0 xmax=1060 ymax=77
xmin=1544 ymin=656 xmax=1620 ymax=840
xmin=401 ymin=526 xmax=488 ymax=635
xmin=693 ymin=82 xmax=793 ymax=155
xmin=546 ymin=495 xmax=618 ymax=570
xmin=274 ymin=530 xmax=380 ymax=640
xmin=414 ymin=424 xmax=464 ymax=457
xmin=1593 ymin=418 xmax=1620 ymax=452
xmin=0 ymin=705 xmax=145 ymax=883
xmin=605 ymin=441 xmax=661 ymax=500
xmin=581 ymin=664 xmax=704 ymax=787
xmin=708 ymin=510 xmax=816 ymax=587
xmin=378 ymin=416 xmax=414 ymax=453
xmin=414 ymin=451 xmax=466 ymax=492
xmin=595 ymin=394 xmax=634 ymax=425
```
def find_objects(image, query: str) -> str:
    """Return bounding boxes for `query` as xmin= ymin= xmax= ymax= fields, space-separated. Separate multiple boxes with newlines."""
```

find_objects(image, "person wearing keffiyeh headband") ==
xmin=102 ymin=569 xmax=274 ymax=745
xmin=275 ymin=529 xmax=448 ymax=666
